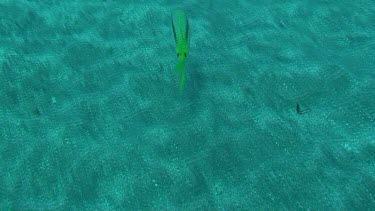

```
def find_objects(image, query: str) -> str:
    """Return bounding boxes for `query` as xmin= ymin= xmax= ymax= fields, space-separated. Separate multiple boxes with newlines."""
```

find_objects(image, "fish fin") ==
xmin=172 ymin=19 xmax=176 ymax=42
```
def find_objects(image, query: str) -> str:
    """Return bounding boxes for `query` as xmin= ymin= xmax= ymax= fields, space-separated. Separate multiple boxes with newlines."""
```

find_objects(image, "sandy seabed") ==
xmin=0 ymin=0 xmax=374 ymax=210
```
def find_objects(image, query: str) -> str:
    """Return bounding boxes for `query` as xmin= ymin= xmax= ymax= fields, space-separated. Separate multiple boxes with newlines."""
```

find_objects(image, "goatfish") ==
xmin=172 ymin=10 xmax=189 ymax=90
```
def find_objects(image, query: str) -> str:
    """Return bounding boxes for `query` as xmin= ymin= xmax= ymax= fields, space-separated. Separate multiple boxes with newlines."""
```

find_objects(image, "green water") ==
xmin=0 ymin=0 xmax=374 ymax=210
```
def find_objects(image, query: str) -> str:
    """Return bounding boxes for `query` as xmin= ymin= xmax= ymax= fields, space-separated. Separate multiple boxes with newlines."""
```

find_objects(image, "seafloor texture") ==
xmin=0 ymin=0 xmax=374 ymax=210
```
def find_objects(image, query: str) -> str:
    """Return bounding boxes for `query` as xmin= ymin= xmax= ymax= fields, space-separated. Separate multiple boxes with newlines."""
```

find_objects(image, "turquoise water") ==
xmin=0 ymin=0 xmax=374 ymax=210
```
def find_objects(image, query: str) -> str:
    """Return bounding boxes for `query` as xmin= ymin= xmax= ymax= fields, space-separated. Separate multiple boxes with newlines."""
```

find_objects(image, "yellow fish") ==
xmin=172 ymin=10 xmax=189 ymax=90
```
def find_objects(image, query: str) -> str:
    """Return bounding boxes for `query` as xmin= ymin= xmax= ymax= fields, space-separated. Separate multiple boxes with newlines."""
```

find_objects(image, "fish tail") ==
xmin=176 ymin=62 xmax=185 ymax=90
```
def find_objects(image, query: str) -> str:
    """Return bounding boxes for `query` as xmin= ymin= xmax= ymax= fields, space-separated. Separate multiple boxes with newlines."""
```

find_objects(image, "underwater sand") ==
xmin=0 ymin=0 xmax=374 ymax=209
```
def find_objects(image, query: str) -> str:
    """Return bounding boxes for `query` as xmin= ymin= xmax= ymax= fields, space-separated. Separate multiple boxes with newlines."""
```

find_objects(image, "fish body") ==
xmin=172 ymin=10 xmax=189 ymax=90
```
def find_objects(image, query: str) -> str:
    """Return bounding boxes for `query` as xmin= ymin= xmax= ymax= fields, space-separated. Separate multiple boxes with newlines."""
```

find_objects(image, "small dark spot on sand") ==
xmin=296 ymin=103 xmax=309 ymax=115
xmin=34 ymin=107 xmax=41 ymax=116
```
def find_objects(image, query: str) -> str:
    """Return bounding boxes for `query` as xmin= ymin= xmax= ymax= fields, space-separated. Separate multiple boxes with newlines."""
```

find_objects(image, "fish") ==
xmin=172 ymin=10 xmax=189 ymax=90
